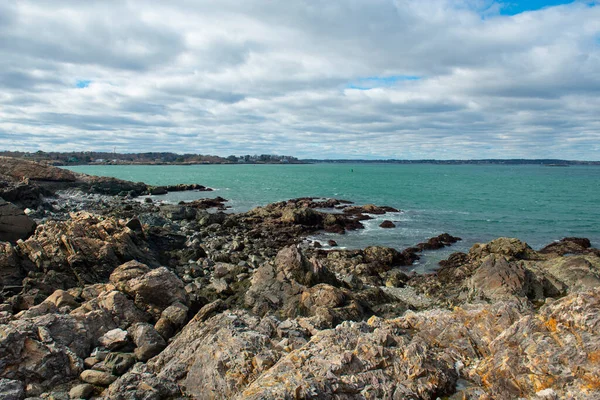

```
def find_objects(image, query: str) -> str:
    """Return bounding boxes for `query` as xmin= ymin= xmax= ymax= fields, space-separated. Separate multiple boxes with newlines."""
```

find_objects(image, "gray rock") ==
xmin=104 ymin=352 xmax=136 ymax=376
xmin=98 ymin=328 xmax=129 ymax=350
xmin=129 ymin=323 xmax=166 ymax=361
xmin=0 ymin=378 xmax=25 ymax=400
xmin=104 ymin=363 xmax=179 ymax=400
xmin=0 ymin=199 xmax=36 ymax=243
xmin=68 ymin=383 xmax=94 ymax=399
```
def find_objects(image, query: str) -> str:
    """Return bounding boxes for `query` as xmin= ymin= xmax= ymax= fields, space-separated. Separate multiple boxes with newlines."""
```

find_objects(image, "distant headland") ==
xmin=1 ymin=150 xmax=599 ymax=166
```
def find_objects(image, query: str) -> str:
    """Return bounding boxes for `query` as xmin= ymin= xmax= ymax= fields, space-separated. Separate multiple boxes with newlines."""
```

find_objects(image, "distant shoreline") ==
xmin=1 ymin=151 xmax=599 ymax=166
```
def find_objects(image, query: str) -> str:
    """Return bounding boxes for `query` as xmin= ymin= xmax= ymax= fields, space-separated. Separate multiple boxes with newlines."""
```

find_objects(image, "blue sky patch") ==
xmin=499 ymin=1 xmax=577 ymax=15
xmin=347 ymin=75 xmax=421 ymax=90
xmin=75 ymin=79 xmax=91 ymax=88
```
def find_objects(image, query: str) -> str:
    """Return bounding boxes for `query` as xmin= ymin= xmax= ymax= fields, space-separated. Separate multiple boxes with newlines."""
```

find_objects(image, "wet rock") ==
xmin=149 ymin=186 xmax=168 ymax=195
xmin=379 ymin=220 xmax=396 ymax=228
xmin=0 ymin=199 xmax=37 ymax=243
xmin=416 ymin=233 xmax=461 ymax=251
xmin=539 ymin=237 xmax=597 ymax=256
xmin=327 ymin=239 xmax=338 ymax=247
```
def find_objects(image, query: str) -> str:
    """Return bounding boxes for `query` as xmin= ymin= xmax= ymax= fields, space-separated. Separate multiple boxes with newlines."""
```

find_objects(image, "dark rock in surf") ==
xmin=379 ymin=220 xmax=396 ymax=228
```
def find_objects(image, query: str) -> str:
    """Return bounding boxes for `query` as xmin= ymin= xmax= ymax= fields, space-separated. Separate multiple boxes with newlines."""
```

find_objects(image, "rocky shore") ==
xmin=1 ymin=157 xmax=599 ymax=399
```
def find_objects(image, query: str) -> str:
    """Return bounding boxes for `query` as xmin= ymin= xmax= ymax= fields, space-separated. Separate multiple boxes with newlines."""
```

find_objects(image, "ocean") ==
xmin=66 ymin=163 xmax=600 ymax=273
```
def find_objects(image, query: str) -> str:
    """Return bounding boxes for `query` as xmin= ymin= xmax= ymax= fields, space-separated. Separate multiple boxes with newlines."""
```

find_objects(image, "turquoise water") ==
xmin=66 ymin=164 xmax=600 ymax=272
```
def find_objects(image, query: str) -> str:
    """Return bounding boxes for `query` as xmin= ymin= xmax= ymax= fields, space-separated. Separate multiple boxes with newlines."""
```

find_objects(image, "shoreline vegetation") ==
xmin=1 ymin=150 xmax=599 ymax=166
xmin=1 ymin=155 xmax=600 ymax=399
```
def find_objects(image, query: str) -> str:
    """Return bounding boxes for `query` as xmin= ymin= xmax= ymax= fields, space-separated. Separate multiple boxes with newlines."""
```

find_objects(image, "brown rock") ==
xmin=80 ymin=370 xmax=117 ymax=386
xmin=0 ymin=156 xmax=78 ymax=182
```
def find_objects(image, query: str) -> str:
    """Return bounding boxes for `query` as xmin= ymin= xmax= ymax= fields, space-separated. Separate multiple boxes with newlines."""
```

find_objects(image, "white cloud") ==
xmin=0 ymin=0 xmax=599 ymax=159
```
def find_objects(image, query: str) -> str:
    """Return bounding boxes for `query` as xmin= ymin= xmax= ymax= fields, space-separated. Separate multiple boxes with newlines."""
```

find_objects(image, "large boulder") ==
xmin=245 ymin=246 xmax=340 ymax=318
xmin=0 ymin=199 xmax=36 ymax=243
xmin=469 ymin=254 xmax=529 ymax=301
xmin=147 ymin=310 xmax=282 ymax=399
xmin=0 ymin=314 xmax=89 ymax=391
xmin=125 ymin=267 xmax=189 ymax=316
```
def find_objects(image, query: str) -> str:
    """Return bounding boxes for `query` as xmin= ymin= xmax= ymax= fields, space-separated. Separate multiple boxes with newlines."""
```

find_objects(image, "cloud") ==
xmin=0 ymin=0 xmax=599 ymax=159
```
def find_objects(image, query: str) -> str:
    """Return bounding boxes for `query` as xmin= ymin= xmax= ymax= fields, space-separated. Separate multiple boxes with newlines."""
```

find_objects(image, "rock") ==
xmin=0 ymin=378 xmax=25 ymax=400
xmin=104 ymin=363 xmax=180 ymax=400
xmin=44 ymin=290 xmax=79 ymax=309
xmin=109 ymin=260 xmax=151 ymax=292
xmin=417 ymin=233 xmax=461 ymax=250
xmin=0 ymin=242 xmax=27 ymax=289
xmin=148 ymin=311 xmax=282 ymax=399
xmin=280 ymin=207 xmax=322 ymax=226
xmin=155 ymin=302 xmax=189 ymax=339
xmin=124 ymin=218 xmax=143 ymax=232
xmin=469 ymin=254 xmax=529 ymax=301
xmin=79 ymin=370 xmax=117 ymax=386
xmin=104 ymin=352 xmax=136 ymax=376
xmin=470 ymin=237 xmax=537 ymax=260
xmin=129 ymin=323 xmax=166 ymax=361
xmin=379 ymin=220 xmax=396 ymax=228
xmin=327 ymin=240 xmax=338 ymax=247
xmin=0 ymin=314 xmax=89 ymax=389
xmin=72 ymin=290 xmax=151 ymax=332
xmin=0 ymin=199 xmax=37 ymax=243
xmin=98 ymin=328 xmax=129 ymax=351
xmin=0 ymin=156 xmax=77 ymax=182
xmin=363 ymin=246 xmax=405 ymax=266
xmin=16 ymin=212 xmax=158 ymax=287
xmin=126 ymin=267 xmax=189 ymax=315
xmin=245 ymin=246 xmax=340 ymax=317
xmin=68 ymin=383 xmax=94 ymax=399
xmin=149 ymin=187 xmax=168 ymax=195
xmin=539 ymin=237 xmax=596 ymax=256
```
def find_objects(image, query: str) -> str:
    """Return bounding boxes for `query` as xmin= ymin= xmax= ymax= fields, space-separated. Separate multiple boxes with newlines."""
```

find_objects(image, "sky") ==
xmin=0 ymin=0 xmax=599 ymax=160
